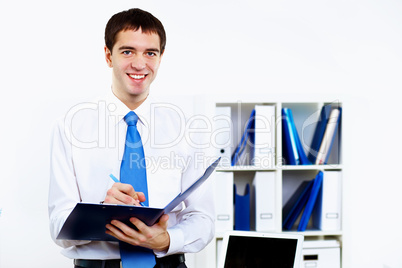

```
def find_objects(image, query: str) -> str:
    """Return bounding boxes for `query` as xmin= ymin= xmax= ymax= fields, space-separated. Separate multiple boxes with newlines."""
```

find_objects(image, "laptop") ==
xmin=218 ymin=231 xmax=304 ymax=268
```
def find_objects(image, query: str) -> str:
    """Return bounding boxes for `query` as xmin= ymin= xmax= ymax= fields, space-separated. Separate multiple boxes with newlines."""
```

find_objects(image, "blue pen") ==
xmin=109 ymin=174 xmax=144 ymax=206
xmin=109 ymin=174 xmax=119 ymax=183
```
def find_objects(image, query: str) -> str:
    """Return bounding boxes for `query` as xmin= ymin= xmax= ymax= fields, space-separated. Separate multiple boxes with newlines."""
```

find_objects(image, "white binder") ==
xmin=315 ymin=108 xmax=341 ymax=165
xmin=214 ymin=172 xmax=234 ymax=234
xmin=313 ymin=171 xmax=342 ymax=231
xmin=213 ymin=107 xmax=232 ymax=167
xmin=251 ymin=105 xmax=276 ymax=168
xmin=252 ymin=171 xmax=276 ymax=232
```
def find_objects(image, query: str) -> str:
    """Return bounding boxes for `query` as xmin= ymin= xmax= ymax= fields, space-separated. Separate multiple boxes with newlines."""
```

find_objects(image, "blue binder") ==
xmin=298 ymin=171 xmax=323 ymax=231
xmin=231 ymin=110 xmax=256 ymax=166
xmin=307 ymin=105 xmax=332 ymax=163
xmin=282 ymin=108 xmax=311 ymax=165
xmin=57 ymin=157 xmax=221 ymax=241
xmin=234 ymin=184 xmax=250 ymax=231
xmin=282 ymin=180 xmax=314 ymax=230
xmin=282 ymin=108 xmax=299 ymax=165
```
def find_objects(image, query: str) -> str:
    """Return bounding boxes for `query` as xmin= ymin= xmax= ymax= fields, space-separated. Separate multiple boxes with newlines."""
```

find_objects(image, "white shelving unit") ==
xmin=192 ymin=97 xmax=343 ymax=268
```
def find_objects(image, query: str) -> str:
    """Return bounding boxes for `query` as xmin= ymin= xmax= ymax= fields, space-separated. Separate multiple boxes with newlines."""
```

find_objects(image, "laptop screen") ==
xmin=219 ymin=231 xmax=304 ymax=268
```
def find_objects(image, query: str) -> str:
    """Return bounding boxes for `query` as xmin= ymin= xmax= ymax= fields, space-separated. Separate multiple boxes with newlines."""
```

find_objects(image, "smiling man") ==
xmin=49 ymin=8 xmax=215 ymax=268
xmin=105 ymin=27 xmax=162 ymax=110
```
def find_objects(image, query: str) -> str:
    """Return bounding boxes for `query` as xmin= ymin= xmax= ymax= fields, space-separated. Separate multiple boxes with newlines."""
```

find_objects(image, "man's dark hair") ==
xmin=105 ymin=8 xmax=166 ymax=54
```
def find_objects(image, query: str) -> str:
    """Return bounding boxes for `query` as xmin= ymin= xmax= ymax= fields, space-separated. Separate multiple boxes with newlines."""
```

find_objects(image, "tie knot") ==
xmin=124 ymin=111 xmax=139 ymax=126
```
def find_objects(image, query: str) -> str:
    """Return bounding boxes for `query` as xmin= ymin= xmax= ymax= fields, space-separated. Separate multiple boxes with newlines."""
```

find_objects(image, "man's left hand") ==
xmin=105 ymin=214 xmax=170 ymax=251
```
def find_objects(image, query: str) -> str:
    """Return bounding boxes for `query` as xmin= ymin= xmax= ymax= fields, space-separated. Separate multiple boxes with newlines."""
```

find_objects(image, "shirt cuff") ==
xmin=154 ymin=227 xmax=184 ymax=258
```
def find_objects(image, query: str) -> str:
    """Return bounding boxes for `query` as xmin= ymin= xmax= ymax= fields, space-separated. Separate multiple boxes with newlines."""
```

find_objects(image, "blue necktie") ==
xmin=120 ymin=111 xmax=156 ymax=268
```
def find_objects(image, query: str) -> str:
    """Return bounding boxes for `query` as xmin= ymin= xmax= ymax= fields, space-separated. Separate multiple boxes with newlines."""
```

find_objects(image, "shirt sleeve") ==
xmin=166 ymin=175 xmax=215 ymax=256
xmin=48 ymin=119 xmax=91 ymax=248
xmin=154 ymin=136 xmax=216 ymax=257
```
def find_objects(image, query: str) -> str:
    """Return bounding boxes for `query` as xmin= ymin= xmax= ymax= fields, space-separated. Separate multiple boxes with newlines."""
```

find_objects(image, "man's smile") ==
xmin=129 ymin=74 xmax=147 ymax=80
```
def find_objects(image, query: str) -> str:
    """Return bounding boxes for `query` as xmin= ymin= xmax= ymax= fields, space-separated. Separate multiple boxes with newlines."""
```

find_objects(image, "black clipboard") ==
xmin=57 ymin=157 xmax=220 ymax=241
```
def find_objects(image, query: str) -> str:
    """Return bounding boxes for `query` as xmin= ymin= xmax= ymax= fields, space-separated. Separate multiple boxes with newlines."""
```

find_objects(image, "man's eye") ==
xmin=123 ymin=51 xmax=132 ymax=55
xmin=146 ymin=52 xmax=156 ymax=57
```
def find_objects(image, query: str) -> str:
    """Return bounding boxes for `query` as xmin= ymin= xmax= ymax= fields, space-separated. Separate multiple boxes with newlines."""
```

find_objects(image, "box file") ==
xmin=251 ymin=172 xmax=276 ymax=232
xmin=302 ymin=240 xmax=340 ymax=268
xmin=313 ymin=171 xmax=342 ymax=231
xmin=251 ymin=105 xmax=276 ymax=168
xmin=234 ymin=184 xmax=250 ymax=231
xmin=214 ymin=107 xmax=233 ymax=167
xmin=214 ymin=172 xmax=234 ymax=234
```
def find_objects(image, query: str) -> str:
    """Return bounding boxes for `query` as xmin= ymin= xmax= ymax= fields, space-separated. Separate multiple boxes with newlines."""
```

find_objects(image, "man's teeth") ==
xmin=129 ymin=74 xmax=145 ymax=79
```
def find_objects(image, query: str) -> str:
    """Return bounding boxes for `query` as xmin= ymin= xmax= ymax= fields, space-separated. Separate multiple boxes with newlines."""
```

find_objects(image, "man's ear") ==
xmin=104 ymin=46 xmax=113 ymax=68
xmin=159 ymin=50 xmax=165 ymax=64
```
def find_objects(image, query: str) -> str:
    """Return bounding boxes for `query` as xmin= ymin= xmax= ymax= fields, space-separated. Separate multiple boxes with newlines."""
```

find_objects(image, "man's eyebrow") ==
xmin=118 ymin=46 xmax=160 ymax=53
xmin=118 ymin=45 xmax=135 ymax=51
xmin=146 ymin=48 xmax=161 ymax=53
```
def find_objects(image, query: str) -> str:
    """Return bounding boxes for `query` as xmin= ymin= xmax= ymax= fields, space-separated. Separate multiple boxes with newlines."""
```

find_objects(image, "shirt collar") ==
xmin=104 ymin=89 xmax=152 ymax=127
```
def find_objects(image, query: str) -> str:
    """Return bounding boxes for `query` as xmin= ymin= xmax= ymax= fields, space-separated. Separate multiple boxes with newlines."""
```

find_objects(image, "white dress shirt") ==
xmin=48 ymin=90 xmax=215 ymax=260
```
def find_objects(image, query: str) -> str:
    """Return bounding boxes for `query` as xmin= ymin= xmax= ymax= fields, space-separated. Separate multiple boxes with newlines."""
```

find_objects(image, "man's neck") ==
xmin=112 ymin=89 xmax=148 ymax=110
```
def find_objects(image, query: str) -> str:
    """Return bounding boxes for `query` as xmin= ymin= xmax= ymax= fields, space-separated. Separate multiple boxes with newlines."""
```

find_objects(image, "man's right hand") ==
xmin=104 ymin=183 xmax=146 ymax=206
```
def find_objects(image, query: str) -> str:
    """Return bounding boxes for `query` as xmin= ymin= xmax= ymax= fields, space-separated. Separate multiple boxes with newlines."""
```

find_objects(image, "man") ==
xmin=49 ymin=8 xmax=215 ymax=268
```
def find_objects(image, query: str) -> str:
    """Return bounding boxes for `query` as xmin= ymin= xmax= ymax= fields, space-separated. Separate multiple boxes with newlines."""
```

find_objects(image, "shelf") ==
xmin=283 ymin=230 xmax=343 ymax=237
xmin=279 ymin=165 xmax=343 ymax=171
xmin=206 ymin=99 xmax=343 ymax=268
xmin=216 ymin=164 xmax=342 ymax=172
xmin=215 ymin=230 xmax=342 ymax=240
xmin=216 ymin=166 xmax=276 ymax=172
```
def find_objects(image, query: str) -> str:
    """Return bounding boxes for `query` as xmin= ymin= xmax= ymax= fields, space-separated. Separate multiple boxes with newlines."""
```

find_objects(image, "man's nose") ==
xmin=131 ymin=55 xmax=146 ymax=70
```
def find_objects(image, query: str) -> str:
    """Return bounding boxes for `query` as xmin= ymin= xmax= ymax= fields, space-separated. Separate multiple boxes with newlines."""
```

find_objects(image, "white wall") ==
xmin=0 ymin=0 xmax=401 ymax=267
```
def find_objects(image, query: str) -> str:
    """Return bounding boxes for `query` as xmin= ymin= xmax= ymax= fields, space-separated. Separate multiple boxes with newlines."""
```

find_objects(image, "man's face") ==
xmin=105 ymin=29 xmax=162 ymax=103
